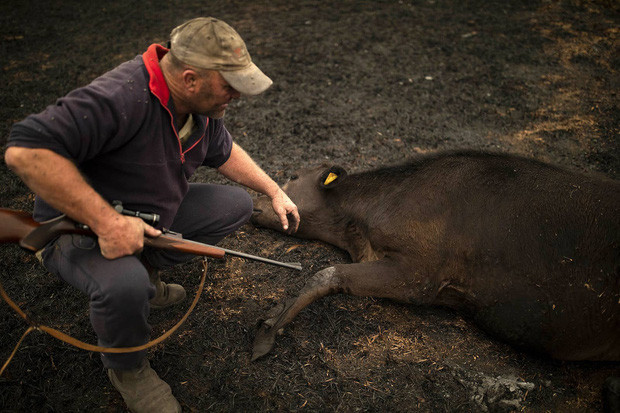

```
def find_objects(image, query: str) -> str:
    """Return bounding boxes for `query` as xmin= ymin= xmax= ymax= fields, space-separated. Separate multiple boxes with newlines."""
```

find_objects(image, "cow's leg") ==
xmin=252 ymin=259 xmax=408 ymax=360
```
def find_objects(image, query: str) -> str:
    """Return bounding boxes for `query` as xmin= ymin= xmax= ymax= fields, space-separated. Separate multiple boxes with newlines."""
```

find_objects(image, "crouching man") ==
xmin=5 ymin=17 xmax=299 ymax=412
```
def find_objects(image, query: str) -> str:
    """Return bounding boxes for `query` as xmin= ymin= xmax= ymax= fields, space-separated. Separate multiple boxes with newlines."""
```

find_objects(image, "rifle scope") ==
xmin=112 ymin=201 xmax=160 ymax=226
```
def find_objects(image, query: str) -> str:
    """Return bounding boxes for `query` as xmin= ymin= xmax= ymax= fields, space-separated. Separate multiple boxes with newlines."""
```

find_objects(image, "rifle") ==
xmin=0 ymin=207 xmax=302 ymax=271
xmin=0 ymin=205 xmax=301 ymax=374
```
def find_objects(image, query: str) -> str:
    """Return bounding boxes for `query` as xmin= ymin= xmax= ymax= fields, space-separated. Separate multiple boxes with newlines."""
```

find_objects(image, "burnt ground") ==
xmin=0 ymin=0 xmax=619 ymax=412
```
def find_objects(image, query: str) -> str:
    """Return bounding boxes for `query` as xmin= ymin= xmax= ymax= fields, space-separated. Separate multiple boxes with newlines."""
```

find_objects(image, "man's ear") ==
xmin=182 ymin=69 xmax=200 ymax=91
xmin=319 ymin=166 xmax=347 ymax=189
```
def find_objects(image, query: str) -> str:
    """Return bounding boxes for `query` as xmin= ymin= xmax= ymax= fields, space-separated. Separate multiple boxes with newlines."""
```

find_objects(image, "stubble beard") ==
xmin=206 ymin=109 xmax=226 ymax=119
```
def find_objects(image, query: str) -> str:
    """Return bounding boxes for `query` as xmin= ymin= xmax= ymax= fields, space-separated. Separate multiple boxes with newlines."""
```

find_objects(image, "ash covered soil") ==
xmin=1 ymin=1 xmax=619 ymax=412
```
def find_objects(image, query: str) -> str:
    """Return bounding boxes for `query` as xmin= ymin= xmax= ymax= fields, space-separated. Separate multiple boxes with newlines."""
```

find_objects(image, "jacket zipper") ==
xmin=165 ymin=110 xmax=208 ymax=164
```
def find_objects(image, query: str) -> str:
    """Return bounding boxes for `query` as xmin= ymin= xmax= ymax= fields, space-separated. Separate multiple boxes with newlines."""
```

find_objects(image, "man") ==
xmin=4 ymin=17 xmax=299 ymax=412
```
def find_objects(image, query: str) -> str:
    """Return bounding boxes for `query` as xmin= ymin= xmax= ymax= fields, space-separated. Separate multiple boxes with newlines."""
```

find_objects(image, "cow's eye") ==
xmin=290 ymin=174 xmax=299 ymax=181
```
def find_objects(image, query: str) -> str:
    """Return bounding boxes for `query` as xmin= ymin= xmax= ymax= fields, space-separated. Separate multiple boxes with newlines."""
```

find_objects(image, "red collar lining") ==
xmin=142 ymin=44 xmax=170 ymax=106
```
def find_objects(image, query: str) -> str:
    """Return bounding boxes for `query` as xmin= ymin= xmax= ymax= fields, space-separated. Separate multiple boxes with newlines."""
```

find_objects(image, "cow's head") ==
xmin=252 ymin=165 xmax=348 ymax=239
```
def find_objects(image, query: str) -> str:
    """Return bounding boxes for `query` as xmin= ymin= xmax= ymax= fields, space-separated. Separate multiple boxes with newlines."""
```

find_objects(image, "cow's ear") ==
xmin=319 ymin=166 xmax=347 ymax=189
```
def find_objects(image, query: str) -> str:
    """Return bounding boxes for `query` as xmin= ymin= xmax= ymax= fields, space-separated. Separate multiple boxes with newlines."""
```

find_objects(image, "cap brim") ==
xmin=220 ymin=63 xmax=273 ymax=96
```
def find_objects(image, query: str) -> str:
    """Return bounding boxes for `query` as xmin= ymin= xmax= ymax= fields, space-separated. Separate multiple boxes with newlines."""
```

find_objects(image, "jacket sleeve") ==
xmin=7 ymin=58 xmax=147 ymax=164
xmin=201 ymin=118 xmax=233 ymax=168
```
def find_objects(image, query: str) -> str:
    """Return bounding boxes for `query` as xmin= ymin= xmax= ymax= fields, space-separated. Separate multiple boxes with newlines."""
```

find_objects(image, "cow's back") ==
xmin=330 ymin=152 xmax=620 ymax=359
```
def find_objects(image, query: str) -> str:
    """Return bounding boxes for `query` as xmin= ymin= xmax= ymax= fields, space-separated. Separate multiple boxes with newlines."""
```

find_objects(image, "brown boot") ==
xmin=148 ymin=270 xmax=186 ymax=309
xmin=108 ymin=359 xmax=181 ymax=413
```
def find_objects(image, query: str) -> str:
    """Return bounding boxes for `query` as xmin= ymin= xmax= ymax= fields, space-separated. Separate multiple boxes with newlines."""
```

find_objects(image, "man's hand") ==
xmin=216 ymin=143 xmax=301 ymax=232
xmin=97 ymin=215 xmax=161 ymax=259
xmin=271 ymin=188 xmax=300 ymax=233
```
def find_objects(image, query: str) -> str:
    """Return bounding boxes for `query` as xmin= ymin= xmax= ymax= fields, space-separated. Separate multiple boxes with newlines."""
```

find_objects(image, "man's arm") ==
xmin=217 ymin=143 xmax=300 ymax=232
xmin=4 ymin=147 xmax=160 ymax=259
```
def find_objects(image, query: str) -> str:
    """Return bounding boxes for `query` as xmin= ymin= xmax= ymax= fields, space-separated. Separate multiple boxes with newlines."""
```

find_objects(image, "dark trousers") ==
xmin=40 ymin=184 xmax=253 ymax=370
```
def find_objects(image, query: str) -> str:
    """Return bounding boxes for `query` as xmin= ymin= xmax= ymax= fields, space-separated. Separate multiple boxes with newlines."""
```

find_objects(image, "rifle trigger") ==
xmin=162 ymin=228 xmax=183 ymax=238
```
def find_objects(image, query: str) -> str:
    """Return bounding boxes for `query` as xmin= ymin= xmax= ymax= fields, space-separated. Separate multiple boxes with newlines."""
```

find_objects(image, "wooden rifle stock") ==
xmin=0 ymin=209 xmax=91 ymax=251
xmin=0 ymin=208 xmax=302 ymax=270
xmin=144 ymin=234 xmax=225 ymax=259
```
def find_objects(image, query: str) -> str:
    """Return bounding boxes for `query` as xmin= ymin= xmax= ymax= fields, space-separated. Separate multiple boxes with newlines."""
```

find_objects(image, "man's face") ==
xmin=192 ymin=70 xmax=241 ymax=119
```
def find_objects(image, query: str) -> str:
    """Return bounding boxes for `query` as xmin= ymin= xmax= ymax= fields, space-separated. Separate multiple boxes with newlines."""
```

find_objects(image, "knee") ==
xmin=95 ymin=264 xmax=153 ymax=310
xmin=303 ymin=267 xmax=340 ymax=293
xmin=227 ymin=186 xmax=253 ymax=225
xmin=239 ymin=189 xmax=253 ymax=223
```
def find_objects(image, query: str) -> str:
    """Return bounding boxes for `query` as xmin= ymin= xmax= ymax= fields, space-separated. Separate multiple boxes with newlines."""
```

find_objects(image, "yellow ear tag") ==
xmin=324 ymin=172 xmax=338 ymax=185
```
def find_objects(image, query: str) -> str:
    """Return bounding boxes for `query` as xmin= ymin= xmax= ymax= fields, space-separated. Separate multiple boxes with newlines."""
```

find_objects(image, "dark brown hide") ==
xmin=252 ymin=151 xmax=620 ymax=362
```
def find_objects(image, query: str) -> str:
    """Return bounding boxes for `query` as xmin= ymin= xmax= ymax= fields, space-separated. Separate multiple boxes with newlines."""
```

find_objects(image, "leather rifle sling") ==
xmin=0 ymin=259 xmax=209 ymax=376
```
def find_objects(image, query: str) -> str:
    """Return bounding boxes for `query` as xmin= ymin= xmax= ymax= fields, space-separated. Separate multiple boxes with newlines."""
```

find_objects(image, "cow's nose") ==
xmin=250 ymin=207 xmax=263 ymax=225
xmin=251 ymin=205 xmax=263 ymax=218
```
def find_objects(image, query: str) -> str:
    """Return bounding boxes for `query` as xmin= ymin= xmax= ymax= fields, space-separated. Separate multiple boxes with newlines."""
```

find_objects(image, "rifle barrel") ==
xmin=157 ymin=234 xmax=302 ymax=271
xmin=219 ymin=247 xmax=303 ymax=271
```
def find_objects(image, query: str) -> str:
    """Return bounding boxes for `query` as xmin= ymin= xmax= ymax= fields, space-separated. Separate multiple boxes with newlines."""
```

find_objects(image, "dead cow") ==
xmin=251 ymin=151 xmax=620 ymax=363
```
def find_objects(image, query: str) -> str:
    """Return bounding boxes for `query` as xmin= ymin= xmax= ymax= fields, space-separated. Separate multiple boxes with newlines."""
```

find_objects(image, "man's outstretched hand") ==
xmin=271 ymin=188 xmax=300 ymax=233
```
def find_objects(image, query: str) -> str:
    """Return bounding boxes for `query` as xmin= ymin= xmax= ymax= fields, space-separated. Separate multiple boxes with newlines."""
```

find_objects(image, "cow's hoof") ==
xmin=603 ymin=376 xmax=620 ymax=413
xmin=251 ymin=323 xmax=277 ymax=361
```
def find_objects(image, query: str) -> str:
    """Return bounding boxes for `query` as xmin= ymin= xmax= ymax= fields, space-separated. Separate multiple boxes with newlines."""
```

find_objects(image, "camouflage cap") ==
xmin=169 ymin=17 xmax=272 ymax=95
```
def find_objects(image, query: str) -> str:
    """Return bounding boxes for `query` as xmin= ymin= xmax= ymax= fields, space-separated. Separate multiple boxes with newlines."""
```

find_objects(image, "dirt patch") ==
xmin=1 ymin=0 xmax=618 ymax=411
